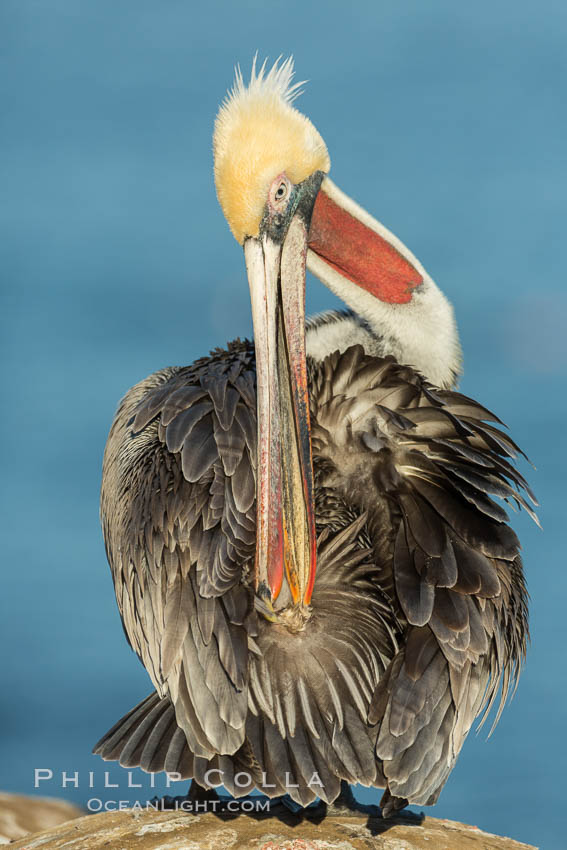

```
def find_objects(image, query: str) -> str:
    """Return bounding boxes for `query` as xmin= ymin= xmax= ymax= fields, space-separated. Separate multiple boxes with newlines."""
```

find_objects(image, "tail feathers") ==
xmin=93 ymin=692 xmax=190 ymax=775
xmin=93 ymin=692 xmax=259 ymax=792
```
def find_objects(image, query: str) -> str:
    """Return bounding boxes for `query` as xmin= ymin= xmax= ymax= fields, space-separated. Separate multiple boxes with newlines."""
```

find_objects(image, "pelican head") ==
xmin=213 ymin=57 xmax=438 ymax=620
xmin=214 ymin=56 xmax=330 ymax=245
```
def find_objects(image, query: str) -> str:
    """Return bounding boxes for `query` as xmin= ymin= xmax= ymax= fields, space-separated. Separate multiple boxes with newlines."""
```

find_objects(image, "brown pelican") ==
xmin=94 ymin=58 xmax=533 ymax=816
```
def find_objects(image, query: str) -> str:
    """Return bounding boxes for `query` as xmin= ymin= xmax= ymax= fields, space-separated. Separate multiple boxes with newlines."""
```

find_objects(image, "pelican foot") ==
xmin=186 ymin=780 xmax=220 ymax=803
xmin=379 ymin=787 xmax=409 ymax=819
xmin=149 ymin=780 xmax=220 ymax=813
xmin=279 ymin=782 xmax=382 ymax=819
xmin=320 ymin=781 xmax=381 ymax=818
xmin=278 ymin=795 xmax=322 ymax=815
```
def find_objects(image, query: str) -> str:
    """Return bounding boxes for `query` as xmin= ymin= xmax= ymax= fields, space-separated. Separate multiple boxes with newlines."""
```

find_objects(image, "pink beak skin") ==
xmin=244 ymin=169 xmax=428 ymax=619
xmin=244 ymin=211 xmax=317 ymax=617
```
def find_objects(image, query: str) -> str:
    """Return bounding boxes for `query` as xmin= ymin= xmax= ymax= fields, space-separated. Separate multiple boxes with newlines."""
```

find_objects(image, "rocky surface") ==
xmin=6 ymin=802 xmax=537 ymax=849
xmin=0 ymin=792 xmax=82 ymax=844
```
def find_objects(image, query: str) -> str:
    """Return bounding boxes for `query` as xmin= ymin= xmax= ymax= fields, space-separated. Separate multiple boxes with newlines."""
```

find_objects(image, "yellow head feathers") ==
xmin=213 ymin=56 xmax=331 ymax=244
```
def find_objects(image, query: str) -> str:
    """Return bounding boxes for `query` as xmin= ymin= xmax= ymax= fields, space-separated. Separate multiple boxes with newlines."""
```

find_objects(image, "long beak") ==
xmin=244 ymin=214 xmax=317 ymax=615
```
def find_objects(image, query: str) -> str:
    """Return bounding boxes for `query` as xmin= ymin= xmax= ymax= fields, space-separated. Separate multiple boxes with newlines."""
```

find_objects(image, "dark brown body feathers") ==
xmin=94 ymin=339 xmax=529 ymax=810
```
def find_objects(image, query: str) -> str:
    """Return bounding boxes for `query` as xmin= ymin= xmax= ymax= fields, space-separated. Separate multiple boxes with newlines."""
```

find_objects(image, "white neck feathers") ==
xmin=307 ymin=179 xmax=462 ymax=389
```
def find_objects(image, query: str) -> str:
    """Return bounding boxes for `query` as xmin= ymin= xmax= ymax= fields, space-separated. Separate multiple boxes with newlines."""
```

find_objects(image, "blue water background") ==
xmin=1 ymin=2 xmax=565 ymax=847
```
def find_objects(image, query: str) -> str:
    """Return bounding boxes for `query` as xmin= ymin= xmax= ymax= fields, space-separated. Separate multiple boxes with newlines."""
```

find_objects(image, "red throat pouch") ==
xmin=308 ymin=188 xmax=423 ymax=304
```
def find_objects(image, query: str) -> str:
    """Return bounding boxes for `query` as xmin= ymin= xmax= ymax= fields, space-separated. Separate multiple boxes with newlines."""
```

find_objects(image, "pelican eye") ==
xmin=275 ymin=182 xmax=288 ymax=201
